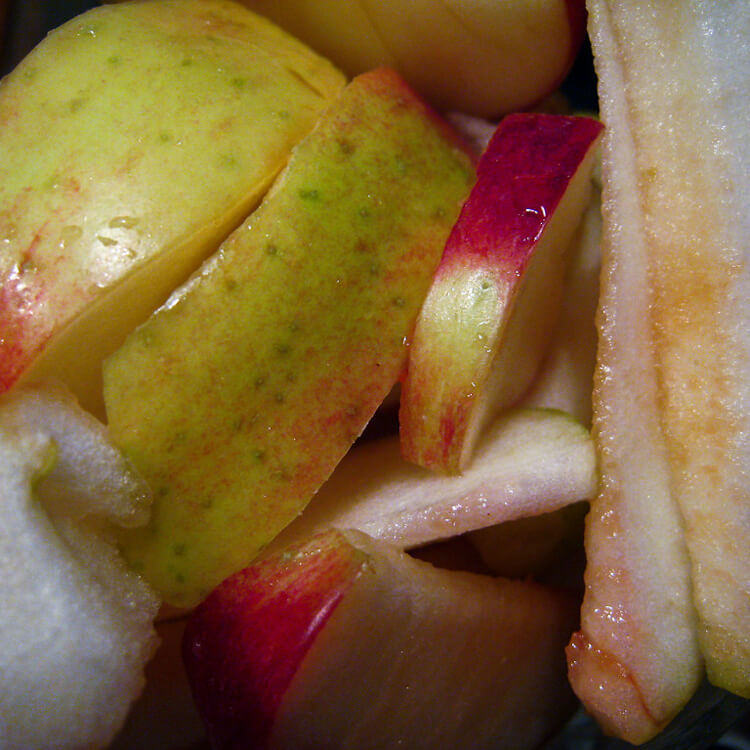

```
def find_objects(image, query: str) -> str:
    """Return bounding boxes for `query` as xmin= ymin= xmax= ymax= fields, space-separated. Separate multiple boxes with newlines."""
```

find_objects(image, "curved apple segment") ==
xmin=0 ymin=382 xmax=159 ymax=750
xmin=0 ymin=0 xmax=345 ymax=417
xmin=400 ymin=113 xmax=603 ymax=474
xmin=569 ymin=1 xmax=750 ymax=740
xmin=238 ymin=0 xmax=587 ymax=118
xmin=104 ymin=69 xmax=475 ymax=608
xmin=270 ymin=408 xmax=598 ymax=553
xmin=183 ymin=528 xmax=579 ymax=750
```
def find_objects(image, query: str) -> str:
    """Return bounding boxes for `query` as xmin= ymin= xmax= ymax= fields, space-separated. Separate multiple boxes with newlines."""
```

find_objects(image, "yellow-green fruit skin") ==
xmin=104 ymin=69 xmax=475 ymax=607
xmin=0 ymin=0 xmax=344 ymax=417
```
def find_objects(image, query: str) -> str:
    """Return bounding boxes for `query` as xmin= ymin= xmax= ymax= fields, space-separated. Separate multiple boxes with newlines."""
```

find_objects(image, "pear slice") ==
xmin=0 ymin=0 xmax=344 ymax=417
xmin=183 ymin=528 xmax=579 ymax=750
xmin=269 ymin=408 xmax=598 ymax=553
xmin=569 ymin=0 xmax=750 ymax=742
xmin=104 ymin=69 xmax=475 ymax=608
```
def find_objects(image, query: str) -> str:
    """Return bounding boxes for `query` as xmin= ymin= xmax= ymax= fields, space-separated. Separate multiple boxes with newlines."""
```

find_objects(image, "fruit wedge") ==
xmin=238 ymin=0 xmax=587 ymax=117
xmin=0 ymin=0 xmax=344 ymax=417
xmin=400 ymin=113 xmax=602 ymax=473
xmin=183 ymin=528 xmax=579 ymax=750
xmin=0 ymin=382 xmax=159 ymax=750
xmin=104 ymin=69 xmax=475 ymax=608
xmin=568 ymin=0 xmax=750 ymax=741
xmin=270 ymin=408 xmax=598 ymax=552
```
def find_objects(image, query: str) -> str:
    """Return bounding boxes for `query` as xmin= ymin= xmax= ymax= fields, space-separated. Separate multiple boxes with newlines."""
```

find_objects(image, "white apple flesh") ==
xmin=270 ymin=407 xmax=598 ymax=553
xmin=0 ymin=382 xmax=159 ymax=750
xmin=183 ymin=528 xmax=580 ymax=750
xmin=569 ymin=0 xmax=750 ymax=742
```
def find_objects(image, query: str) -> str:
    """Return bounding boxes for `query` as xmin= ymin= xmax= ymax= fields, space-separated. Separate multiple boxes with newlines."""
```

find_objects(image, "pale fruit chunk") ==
xmin=239 ymin=0 xmax=587 ymax=118
xmin=104 ymin=69 xmax=475 ymax=608
xmin=400 ymin=113 xmax=602 ymax=474
xmin=566 ymin=0 xmax=750 ymax=741
xmin=270 ymin=408 xmax=598 ymax=553
xmin=522 ymin=184 xmax=602 ymax=426
xmin=0 ymin=382 xmax=159 ymax=750
xmin=0 ymin=0 xmax=344 ymax=417
xmin=183 ymin=528 xmax=579 ymax=750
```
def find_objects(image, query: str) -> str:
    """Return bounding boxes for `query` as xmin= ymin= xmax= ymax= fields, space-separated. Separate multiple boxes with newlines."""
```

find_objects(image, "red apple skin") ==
xmin=184 ymin=528 xmax=580 ymax=750
xmin=400 ymin=113 xmax=603 ymax=473
xmin=183 ymin=532 xmax=365 ymax=748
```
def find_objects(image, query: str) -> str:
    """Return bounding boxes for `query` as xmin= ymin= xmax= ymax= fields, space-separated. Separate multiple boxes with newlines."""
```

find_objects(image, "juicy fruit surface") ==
xmin=270 ymin=407 xmax=598 ymax=552
xmin=184 ymin=528 xmax=580 ymax=750
xmin=104 ymin=69 xmax=475 ymax=607
xmin=0 ymin=383 xmax=159 ymax=750
xmin=0 ymin=0 xmax=344 ymax=415
xmin=569 ymin=0 xmax=750 ymax=741
xmin=400 ymin=113 xmax=602 ymax=473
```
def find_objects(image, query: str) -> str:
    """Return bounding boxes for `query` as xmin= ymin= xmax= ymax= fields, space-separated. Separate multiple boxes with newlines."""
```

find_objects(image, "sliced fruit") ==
xmin=400 ymin=113 xmax=602 ymax=473
xmin=0 ymin=381 xmax=159 ymax=750
xmin=104 ymin=69 xmax=475 ymax=608
xmin=239 ymin=0 xmax=587 ymax=117
xmin=565 ymin=0 xmax=750 ymax=741
xmin=0 ymin=0 xmax=344 ymax=417
xmin=270 ymin=408 xmax=598 ymax=553
xmin=183 ymin=528 xmax=580 ymax=750
xmin=522 ymin=183 xmax=602 ymax=426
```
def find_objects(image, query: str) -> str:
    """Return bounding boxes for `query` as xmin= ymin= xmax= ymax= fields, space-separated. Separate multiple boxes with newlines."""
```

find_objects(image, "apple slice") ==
xmin=0 ymin=381 xmax=159 ymax=750
xmin=104 ymin=69 xmax=475 ymax=608
xmin=0 ymin=0 xmax=344 ymax=417
xmin=238 ymin=0 xmax=586 ymax=117
xmin=522 ymin=183 xmax=602 ymax=426
xmin=400 ymin=113 xmax=602 ymax=473
xmin=270 ymin=408 xmax=598 ymax=553
xmin=568 ymin=0 xmax=750 ymax=741
xmin=183 ymin=528 xmax=579 ymax=750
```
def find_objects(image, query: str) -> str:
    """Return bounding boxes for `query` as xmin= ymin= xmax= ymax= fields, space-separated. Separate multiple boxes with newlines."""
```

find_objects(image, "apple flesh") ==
xmin=400 ymin=113 xmax=602 ymax=474
xmin=237 ymin=0 xmax=587 ymax=118
xmin=270 ymin=407 xmax=598 ymax=553
xmin=0 ymin=0 xmax=344 ymax=417
xmin=104 ymin=68 xmax=475 ymax=608
xmin=568 ymin=0 xmax=750 ymax=741
xmin=183 ymin=527 xmax=580 ymax=750
xmin=0 ymin=381 xmax=159 ymax=750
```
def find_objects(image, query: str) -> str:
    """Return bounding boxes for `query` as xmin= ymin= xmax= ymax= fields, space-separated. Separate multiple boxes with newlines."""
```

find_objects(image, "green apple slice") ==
xmin=183 ymin=528 xmax=579 ymax=750
xmin=104 ymin=68 xmax=475 ymax=608
xmin=568 ymin=0 xmax=750 ymax=742
xmin=0 ymin=0 xmax=344 ymax=417
xmin=269 ymin=408 xmax=598 ymax=553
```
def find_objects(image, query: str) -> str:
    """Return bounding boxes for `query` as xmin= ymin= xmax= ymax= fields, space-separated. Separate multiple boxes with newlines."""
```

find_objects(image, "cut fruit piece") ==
xmin=183 ymin=528 xmax=580 ymax=750
xmin=239 ymin=0 xmax=587 ymax=118
xmin=400 ymin=113 xmax=602 ymax=473
xmin=0 ymin=381 xmax=159 ymax=750
xmin=270 ymin=408 xmax=598 ymax=553
xmin=566 ymin=0 xmax=750 ymax=741
xmin=522 ymin=184 xmax=602 ymax=426
xmin=104 ymin=69 xmax=475 ymax=608
xmin=0 ymin=0 xmax=344 ymax=417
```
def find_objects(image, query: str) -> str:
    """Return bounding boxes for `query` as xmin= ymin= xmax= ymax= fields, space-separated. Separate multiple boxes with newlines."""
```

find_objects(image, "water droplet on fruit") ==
xmin=108 ymin=216 xmax=139 ymax=229
xmin=97 ymin=235 xmax=117 ymax=247
xmin=59 ymin=225 xmax=83 ymax=250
